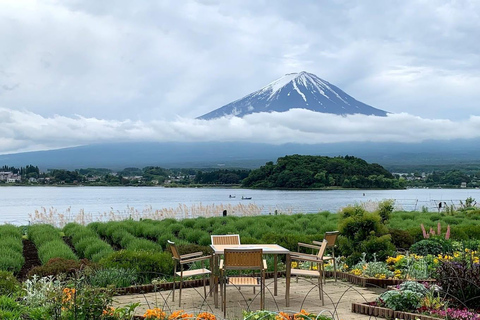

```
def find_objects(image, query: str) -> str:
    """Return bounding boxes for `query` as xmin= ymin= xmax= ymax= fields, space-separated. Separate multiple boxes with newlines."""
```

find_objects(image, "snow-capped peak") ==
xmin=197 ymin=71 xmax=389 ymax=120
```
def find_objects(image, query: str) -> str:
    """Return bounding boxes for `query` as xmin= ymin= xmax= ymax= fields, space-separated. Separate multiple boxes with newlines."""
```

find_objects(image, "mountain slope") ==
xmin=1 ymin=139 xmax=480 ymax=170
xmin=198 ymin=71 xmax=388 ymax=119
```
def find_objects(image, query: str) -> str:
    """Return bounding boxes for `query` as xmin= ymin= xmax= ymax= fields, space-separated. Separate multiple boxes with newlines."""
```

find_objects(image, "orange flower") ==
xmin=294 ymin=309 xmax=311 ymax=320
xmin=169 ymin=310 xmax=194 ymax=319
xmin=276 ymin=311 xmax=290 ymax=320
xmin=196 ymin=312 xmax=216 ymax=320
xmin=103 ymin=306 xmax=116 ymax=316
xmin=144 ymin=307 xmax=167 ymax=319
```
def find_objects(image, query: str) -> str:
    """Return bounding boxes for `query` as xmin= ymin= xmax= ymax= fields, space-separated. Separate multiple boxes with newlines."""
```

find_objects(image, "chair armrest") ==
xmin=263 ymin=259 xmax=267 ymax=270
xmin=180 ymin=251 xmax=204 ymax=259
xmin=289 ymin=253 xmax=324 ymax=263
xmin=181 ymin=255 xmax=212 ymax=264
xmin=297 ymin=242 xmax=321 ymax=250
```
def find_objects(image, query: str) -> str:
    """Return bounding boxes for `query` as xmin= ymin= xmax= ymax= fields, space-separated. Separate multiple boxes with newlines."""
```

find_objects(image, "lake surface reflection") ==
xmin=1 ymin=186 xmax=479 ymax=225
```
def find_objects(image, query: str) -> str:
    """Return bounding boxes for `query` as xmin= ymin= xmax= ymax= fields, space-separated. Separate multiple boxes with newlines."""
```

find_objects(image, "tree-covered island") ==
xmin=242 ymin=154 xmax=405 ymax=189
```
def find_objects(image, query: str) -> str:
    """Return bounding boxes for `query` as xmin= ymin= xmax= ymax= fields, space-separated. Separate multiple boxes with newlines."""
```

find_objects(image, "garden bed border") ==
xmin=114 ymin=271 xmax=286 ymax=295
xmin=351 ymin=302 xmax=440 ymax=320
xmin=325 ymin=271 xmax=436 ymax=288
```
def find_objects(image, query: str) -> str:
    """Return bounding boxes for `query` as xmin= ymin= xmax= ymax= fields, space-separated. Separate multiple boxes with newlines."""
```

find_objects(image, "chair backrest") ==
xmin=315 ymin=239 xmax=328 ymax=259
xmin=211 ymin=234 xmax=241 ymax=245
xmin=167 ymin=240 xmax=180 ymax=260
xmin=324 ymin=231 xmax=339 ymax=248
xmin=223 ymin=248 xmax=263 ymax=270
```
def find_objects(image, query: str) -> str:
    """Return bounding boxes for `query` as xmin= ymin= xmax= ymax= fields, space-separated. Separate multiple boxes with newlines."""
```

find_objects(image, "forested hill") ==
xmin=242 ymin=155 xmax=404 ymax=189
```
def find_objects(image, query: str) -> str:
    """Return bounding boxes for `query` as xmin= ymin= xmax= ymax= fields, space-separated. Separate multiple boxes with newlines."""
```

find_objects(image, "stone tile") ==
xmin=113 ymin=278 xmax=385 ymax=319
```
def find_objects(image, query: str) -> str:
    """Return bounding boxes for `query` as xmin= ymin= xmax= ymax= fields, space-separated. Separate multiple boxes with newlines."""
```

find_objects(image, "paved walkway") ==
xmin=114 ymin=278 xmax=385 ymax=319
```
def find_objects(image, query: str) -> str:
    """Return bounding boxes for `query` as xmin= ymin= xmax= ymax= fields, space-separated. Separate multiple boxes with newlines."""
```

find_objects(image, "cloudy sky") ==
xmin=1 ymin=0 xmax=480 ymax=154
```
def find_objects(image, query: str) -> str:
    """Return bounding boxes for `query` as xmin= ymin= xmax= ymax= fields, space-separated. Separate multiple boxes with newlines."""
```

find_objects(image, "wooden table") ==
xmin=210 ymin=244 xmax=290 ymax=307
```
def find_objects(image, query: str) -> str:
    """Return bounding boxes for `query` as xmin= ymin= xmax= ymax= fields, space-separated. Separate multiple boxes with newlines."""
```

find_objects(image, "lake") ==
xmin=1 ymin=186 xmax=479 ymax=225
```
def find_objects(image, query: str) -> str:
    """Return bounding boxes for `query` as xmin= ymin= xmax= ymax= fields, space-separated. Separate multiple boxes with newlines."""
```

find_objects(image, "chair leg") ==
xmin=172 ymin=265 xmax=176 ymax=302
xmin=203 ymin=274 xmax=207 ymax=299
xmin=223 ymin=274 xmax=227 ymax=318
xmin=318 ymin=266 xmax=325 ymax=306
xmin=179 ymin=275 xmax=183 ymax=307
xmin=333 ymin=251 xmax=337 ymax=282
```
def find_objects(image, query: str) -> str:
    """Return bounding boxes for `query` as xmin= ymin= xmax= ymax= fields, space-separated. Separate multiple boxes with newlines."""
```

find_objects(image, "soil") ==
xmin=62 ymin=236 xmax=78 ymax=255
xmin=18 ymin=239 xmax=42 ymax=280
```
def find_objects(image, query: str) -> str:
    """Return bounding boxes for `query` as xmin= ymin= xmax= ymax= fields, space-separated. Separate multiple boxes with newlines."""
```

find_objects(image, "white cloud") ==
xmin=1 ymin=107 xmax=480 ymax=154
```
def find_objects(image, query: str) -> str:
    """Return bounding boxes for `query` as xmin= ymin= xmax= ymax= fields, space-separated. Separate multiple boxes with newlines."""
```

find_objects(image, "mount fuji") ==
xmin=197 ymin=71 xmax=388 ymax=119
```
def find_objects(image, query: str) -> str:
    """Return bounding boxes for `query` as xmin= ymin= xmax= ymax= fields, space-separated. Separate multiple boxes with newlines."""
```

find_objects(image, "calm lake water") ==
xmin=1 ymin=186 xmax=479 ymax=225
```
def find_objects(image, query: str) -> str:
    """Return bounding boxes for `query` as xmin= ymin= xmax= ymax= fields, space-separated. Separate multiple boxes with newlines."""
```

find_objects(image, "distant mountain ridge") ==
xmin=1 ymin=139 xmax=480 ymax=171
xmin=198 ymin=71 xmax=388 ymax=119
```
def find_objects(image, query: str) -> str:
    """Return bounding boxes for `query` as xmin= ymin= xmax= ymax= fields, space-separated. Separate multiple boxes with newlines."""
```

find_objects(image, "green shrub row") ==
xmin=0 ymin=225 xmax=24 ymax=274
xmin=88 ymin=212 xmax=337 ymax=252
xmin=27 ymin=224 xmax=78 ymax=264
xmin=63 ymin=223 xmax=113 ymax=262
xmin=88 ymin=221 xmax=162 ymax=252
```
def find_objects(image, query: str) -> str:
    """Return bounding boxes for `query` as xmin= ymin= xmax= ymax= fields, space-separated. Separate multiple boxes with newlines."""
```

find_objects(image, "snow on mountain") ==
xmin=197 ymin=71 xmax=388 ymax=120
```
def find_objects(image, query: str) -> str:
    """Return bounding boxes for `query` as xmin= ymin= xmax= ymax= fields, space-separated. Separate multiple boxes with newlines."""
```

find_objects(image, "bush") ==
xmin=377 ymin=289 xmax=423 ymax=311
xmin=0 ymin=271 xmax=20 ymax=296
xmin=338 ymin=205 xmax=393 ymax=265
xmin=377 ymin=199 xmax=395 ymax=223
xmin=388 ymin=228 xmax=414 ymax=250
xmin=399 ymin=281 xmax=428 ymax=296
xmin=99 ymin=250 xmax=174 ymax=283
xmin=85 ymin=267 xmax=139 ymax=288
xmin=27 ymin=258 xmax=94 ymax=278
xmin=410 ymin=238 xmax=452 ymax=256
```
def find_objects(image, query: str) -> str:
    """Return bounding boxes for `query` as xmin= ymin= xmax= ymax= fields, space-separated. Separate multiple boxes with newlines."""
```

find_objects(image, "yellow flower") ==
xmin=291 ymin=262 xmax=298 ymax=268
xmin=351 ymin=268 xmax=362 ymax=276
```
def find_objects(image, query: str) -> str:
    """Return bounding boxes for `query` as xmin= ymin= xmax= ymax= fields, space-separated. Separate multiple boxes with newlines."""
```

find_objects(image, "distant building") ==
xmin=461 ymin=182 xmax=467 ymax=188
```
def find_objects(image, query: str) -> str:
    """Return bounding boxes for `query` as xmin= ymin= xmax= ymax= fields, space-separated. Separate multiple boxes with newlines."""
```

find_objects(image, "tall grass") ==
xmin=28 ymin=224 xmax=78 ymax=264
xmin=29 ymin=203 xmax=266 ymax=227
xmin=0 ymin=225 xmax=24 ymax=274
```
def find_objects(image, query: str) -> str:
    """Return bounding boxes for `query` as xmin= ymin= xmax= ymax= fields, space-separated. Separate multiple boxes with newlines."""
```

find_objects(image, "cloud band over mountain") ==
xmin=2 ymin=107 xmax=480 ymax=155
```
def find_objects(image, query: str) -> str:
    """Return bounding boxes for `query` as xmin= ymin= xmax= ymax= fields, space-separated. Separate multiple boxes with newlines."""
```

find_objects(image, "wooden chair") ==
xmin=314 ymin=231 xmax=339 ymax=283
xmin=220 ymin=248 xmax=267 ymax=318
xmin=285 ymin=239 xmax=328 ymax=307
xmin=211 ymin=234 xmax=241 ymax=245
xmin=168 ymin=240 xmax=212 ymax=307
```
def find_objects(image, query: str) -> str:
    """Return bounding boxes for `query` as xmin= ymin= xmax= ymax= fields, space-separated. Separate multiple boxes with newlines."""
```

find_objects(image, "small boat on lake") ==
xmin=229 ymin=195 xmax=236 ymax=198
xmin=241 ymin=196 xmax=252 ymax=200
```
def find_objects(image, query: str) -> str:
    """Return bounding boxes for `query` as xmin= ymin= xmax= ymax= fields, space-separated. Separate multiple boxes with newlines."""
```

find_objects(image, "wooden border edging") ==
xmin=114 ymin=271 xmax=286 ymax=295
xmin=351 ymin=302 xmax=441 ymax=320
xmin=325 ymin=271 xmax=435 ymax=288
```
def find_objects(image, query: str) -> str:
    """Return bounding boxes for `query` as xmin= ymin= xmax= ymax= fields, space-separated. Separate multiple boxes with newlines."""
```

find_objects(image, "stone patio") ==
xmin=114 ymin=277 xmax=385 ymax=319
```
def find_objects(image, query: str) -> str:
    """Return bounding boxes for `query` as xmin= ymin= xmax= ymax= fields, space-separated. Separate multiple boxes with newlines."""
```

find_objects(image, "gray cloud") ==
xmin=1 ymin=1 xmax=479 ymax=153
xmin=0 ymin=0 xmax=480 ymax=120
